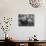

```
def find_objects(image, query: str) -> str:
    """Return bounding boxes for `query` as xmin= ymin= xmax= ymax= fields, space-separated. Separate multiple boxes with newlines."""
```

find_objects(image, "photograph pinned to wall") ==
xmin=18 ymin=14 xmax=34 ymax=26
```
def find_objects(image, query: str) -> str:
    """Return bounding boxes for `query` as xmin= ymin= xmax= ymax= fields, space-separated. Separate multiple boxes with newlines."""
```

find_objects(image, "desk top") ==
xmin=13 ymin=40 xmax=46 ymax=43
xmin=7 ymin=40 xmax=46 ymax=43
xmin=5 ymin=38 xmax=46 ymax=43
xmin=0 ymin=40 xmax=5 ymax=42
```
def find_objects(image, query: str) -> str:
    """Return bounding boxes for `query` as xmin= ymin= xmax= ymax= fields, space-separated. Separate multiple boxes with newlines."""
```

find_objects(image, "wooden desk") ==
xmin=14 ymin=40 xmax=46 ymax=46
xmin=5 ymin=39 xmax=46 ymax=46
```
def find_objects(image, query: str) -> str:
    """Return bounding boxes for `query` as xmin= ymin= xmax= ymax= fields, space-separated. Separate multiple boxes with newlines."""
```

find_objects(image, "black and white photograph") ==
xmin=18 ymin=14 xmax=34 ymax=26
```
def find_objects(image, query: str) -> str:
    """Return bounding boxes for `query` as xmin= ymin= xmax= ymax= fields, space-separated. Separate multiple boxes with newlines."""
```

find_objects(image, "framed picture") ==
xmin=18 ymin=14 xmax=34 ymax=26
xmin=29 ymin=0 xmax=43 ymax=8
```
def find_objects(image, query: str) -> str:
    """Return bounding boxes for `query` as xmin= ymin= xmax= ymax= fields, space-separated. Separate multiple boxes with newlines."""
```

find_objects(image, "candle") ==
xmin=6 ymin=34 xmax=8 ymax=38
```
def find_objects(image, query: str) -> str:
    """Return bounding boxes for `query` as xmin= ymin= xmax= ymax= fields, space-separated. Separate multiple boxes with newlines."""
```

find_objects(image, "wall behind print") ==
xmin=0 ymin=0 xmax=46 ymax=40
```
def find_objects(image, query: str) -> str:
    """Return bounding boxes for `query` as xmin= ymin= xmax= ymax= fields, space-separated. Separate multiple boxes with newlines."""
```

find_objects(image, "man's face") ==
xmin=21 ymin=16 xmax=27 ymax=21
